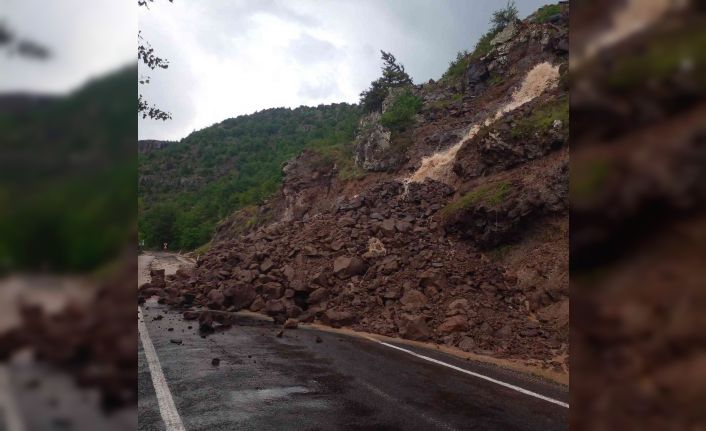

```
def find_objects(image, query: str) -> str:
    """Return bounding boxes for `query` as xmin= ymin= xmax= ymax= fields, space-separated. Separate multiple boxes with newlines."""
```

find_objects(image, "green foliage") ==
xmin=0 ymin=67 xmax=136 ymax=273
xmin=441 ymin=181 xmax=513 ymax=217
xmin=430 ymin=93 xmax=462 ymax=111
xmin=380 ymin=90 xmax=422 ymax=132
xmin=489 ymin=72 xmax=504 ymax=86
xmin=471 ymin=28 xmax=501 ymax=61
xmin=442 ymin=50 xmax=470 ymax=82
xmin=360 ymin=51 xmax=413 ymax=113
xmin=511 ymin=97 xmax=569 ymax=139
xmin=534 ymin=4 xmax=562 ymax=23
xmin=308 ymin=138 xmax=365 ymax=181
xmin=491 ymin=1 xmax=519 ymax=32
xmin=139 ymin=103 xmax=361 ymax=250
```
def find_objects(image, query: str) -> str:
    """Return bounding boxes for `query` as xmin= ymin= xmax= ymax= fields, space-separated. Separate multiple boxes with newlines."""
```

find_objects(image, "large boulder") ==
xmin=262 ymin=282 xmax=284 ymax=300
xmin=206 ymin=289 xmax=225 ymax=310
xmin=308 ymin=287 xmax=328 ymax=304
xmin=398 ymin=315 xmax=431 ymax=341
xmin=333 ymin=256 xmax=368 ymax=279
xmin=321 ymin=310 xmax=356 ymax=328
xmin=400 ymin=289 xmax=428 ymax=310
xmin=265 ymin=299 xmax=285 ymax=315
xmin=223 ymin=284 xmax=256 ymax=310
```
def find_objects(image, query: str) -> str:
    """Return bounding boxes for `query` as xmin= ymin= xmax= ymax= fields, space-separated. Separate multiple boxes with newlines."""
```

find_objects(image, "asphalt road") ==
xmin=139 ymin=301 xmax=568 ymax=431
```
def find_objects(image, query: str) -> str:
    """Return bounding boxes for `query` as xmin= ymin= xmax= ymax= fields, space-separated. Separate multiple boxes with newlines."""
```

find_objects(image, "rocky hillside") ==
xmin=142 ymin=3 xmax=569 ymax=374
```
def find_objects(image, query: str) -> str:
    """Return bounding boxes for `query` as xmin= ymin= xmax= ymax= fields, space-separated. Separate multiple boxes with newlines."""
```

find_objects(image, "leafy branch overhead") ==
xmin=138 ymin=32 xmax=169 ymax=70
xmin=138 ymin=0 xmax=173 ymax=120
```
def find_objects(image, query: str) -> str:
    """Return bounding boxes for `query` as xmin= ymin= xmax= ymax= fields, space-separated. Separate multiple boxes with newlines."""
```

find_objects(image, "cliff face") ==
xmin=150 ymin=4 xmax=570 ymax=374
xmin=138 ymin=139 xmax=173 ymax=154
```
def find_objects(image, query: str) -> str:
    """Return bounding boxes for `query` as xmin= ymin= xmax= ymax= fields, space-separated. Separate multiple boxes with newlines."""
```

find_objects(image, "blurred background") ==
xmin=570 ymin=0 xmax=706 ymax=429
xmin=0 ymin=0 xmax=137 ymax=429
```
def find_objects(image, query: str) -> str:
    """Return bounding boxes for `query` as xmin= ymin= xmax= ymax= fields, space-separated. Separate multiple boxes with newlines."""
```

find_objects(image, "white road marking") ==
xmin=0 ymin=366 xmax=25 ymax=431
xmin=138 ymin=306 xmax=187 ymax=431
xmin=365 ymin=337 xmax=569 ymax=409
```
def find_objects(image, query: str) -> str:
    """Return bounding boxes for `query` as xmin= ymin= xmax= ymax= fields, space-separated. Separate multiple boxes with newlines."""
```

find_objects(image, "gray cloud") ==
xmin=298 ymin=77 xmax=341 ymax=101
xmin=287 ymin=33 xmax=341 ymax=65
xmin=137 ymin=0 xmax=552 ymax=140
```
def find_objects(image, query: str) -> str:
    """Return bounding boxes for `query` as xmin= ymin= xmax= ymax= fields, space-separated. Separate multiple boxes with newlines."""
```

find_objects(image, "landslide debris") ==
xmin=143 ymin=3 xmax=570 ymax=371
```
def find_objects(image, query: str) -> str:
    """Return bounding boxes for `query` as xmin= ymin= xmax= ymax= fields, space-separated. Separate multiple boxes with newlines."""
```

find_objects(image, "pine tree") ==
xmin=360 ymin=50 xmax=412 ymax=113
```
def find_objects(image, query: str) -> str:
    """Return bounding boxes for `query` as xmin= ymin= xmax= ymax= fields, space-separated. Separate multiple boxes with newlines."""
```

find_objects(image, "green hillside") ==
xmin=0 ymin=66 xmax=137 ymax=272
xmin=138 ymin=104 xmax=361 ymax=250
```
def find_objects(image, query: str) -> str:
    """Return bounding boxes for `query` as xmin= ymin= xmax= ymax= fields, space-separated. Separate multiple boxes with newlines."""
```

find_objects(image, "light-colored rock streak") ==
xmin=406 ymin=62 xmax=560 ymax=184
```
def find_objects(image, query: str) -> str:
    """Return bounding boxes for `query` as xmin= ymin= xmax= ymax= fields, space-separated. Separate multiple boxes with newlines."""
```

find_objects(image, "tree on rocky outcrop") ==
xmin=138 ymin=0 xmax=173 ymax=120
xmin=490 ymin=1 xmax=519 ymax=32
xmin=360 ymin=50 xmax=413 ymax=113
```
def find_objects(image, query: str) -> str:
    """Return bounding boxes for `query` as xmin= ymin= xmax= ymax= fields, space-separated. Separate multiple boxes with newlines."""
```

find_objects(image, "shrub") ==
xmin=511 ymin=97 xmax=569 ymax=139
xmin=534 ymin=4 xmax=562 ymax=23
xmin=491 ymin=1 xmax=519 ymax=32
xmin=360 ymin=51 xmax=412 ymax=113
xmin=470 ymin=28 xmax=500 ymax=61
xmin=442 ymin=50 xmax=470 ymax=81
xmin=380 ymin=89 xmax=423 ymax=132
xmin=441 ymin=181 xmax=513 ymax=218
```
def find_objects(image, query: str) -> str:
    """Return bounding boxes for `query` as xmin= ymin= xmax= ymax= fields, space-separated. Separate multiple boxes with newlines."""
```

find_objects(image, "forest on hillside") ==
xmin=138 ymin=103 xmax=361 ymax=250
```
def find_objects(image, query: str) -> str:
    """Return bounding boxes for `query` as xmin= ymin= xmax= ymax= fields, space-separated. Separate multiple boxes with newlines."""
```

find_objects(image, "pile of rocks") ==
xmin=145 ymin=179 xmax=567 ymax=365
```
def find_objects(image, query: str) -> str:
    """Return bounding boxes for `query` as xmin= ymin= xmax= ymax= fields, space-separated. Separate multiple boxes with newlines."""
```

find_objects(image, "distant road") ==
xmin=139 ymin=253 xmax=568 ymax=430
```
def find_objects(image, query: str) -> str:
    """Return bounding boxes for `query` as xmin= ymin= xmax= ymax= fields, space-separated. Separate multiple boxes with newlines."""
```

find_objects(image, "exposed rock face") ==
xmin=353 ymin=112 xmax=399 ymax=171
xmin=281 ymin=150 xmax=338 ymax=221
xmin=354 ymin=87 xmax=415 ymax=172
xmin=138 ymin=139 xmax=172 ymax=154
xmin=493 ymin=21 xmax=519 ymax=45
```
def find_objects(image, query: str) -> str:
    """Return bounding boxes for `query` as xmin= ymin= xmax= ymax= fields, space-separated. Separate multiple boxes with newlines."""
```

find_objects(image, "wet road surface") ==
xmin=139 ymin=302 xmax=568 ymax=430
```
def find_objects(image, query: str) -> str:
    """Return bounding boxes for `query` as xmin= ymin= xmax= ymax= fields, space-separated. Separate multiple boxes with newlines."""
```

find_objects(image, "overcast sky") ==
xmin=0 ymin=0 xmax=551 ymax=141
xmin=1 ymin=0 xmax=135 ymax=93
xmin=139 ymin=0 xmax=550 ymax=141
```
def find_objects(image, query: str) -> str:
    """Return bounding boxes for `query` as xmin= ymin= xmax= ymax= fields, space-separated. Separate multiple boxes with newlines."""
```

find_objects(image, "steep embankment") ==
xmin=142 ymin=4 xmax=569 ymax=373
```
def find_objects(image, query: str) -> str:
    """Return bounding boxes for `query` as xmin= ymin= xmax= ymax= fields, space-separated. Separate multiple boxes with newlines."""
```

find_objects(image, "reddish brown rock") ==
xmin=400 ymin=289 xmax=428 ymax=310
xmin=249 ymin=297 xmax=265 ymax=312
xmin=308 ymin=287 xmax=328 ymax=304
xmin=333 ymin=256 xmax=367 ymax=279
xmin=262 ymin=282 xmax=284 ymax=300
xmin=207 ymin=289 xmax=225 ymax=309
xmin=437 ymin=315 xmax=468 ymax=335
xmin=398 ymin=315 xmax=431 ymax=341
xmin=322 ymin=310 xmax=356 ymax=328
xmin=284 ymin=318 xmax=299 ymax=329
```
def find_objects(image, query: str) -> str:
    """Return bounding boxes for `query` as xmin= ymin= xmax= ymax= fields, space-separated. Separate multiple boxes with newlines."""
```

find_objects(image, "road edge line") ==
xmin=365 ymin=336 xmax=569 ymax=409
xmin=138 ymin=306 xmax=187 ymax=431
